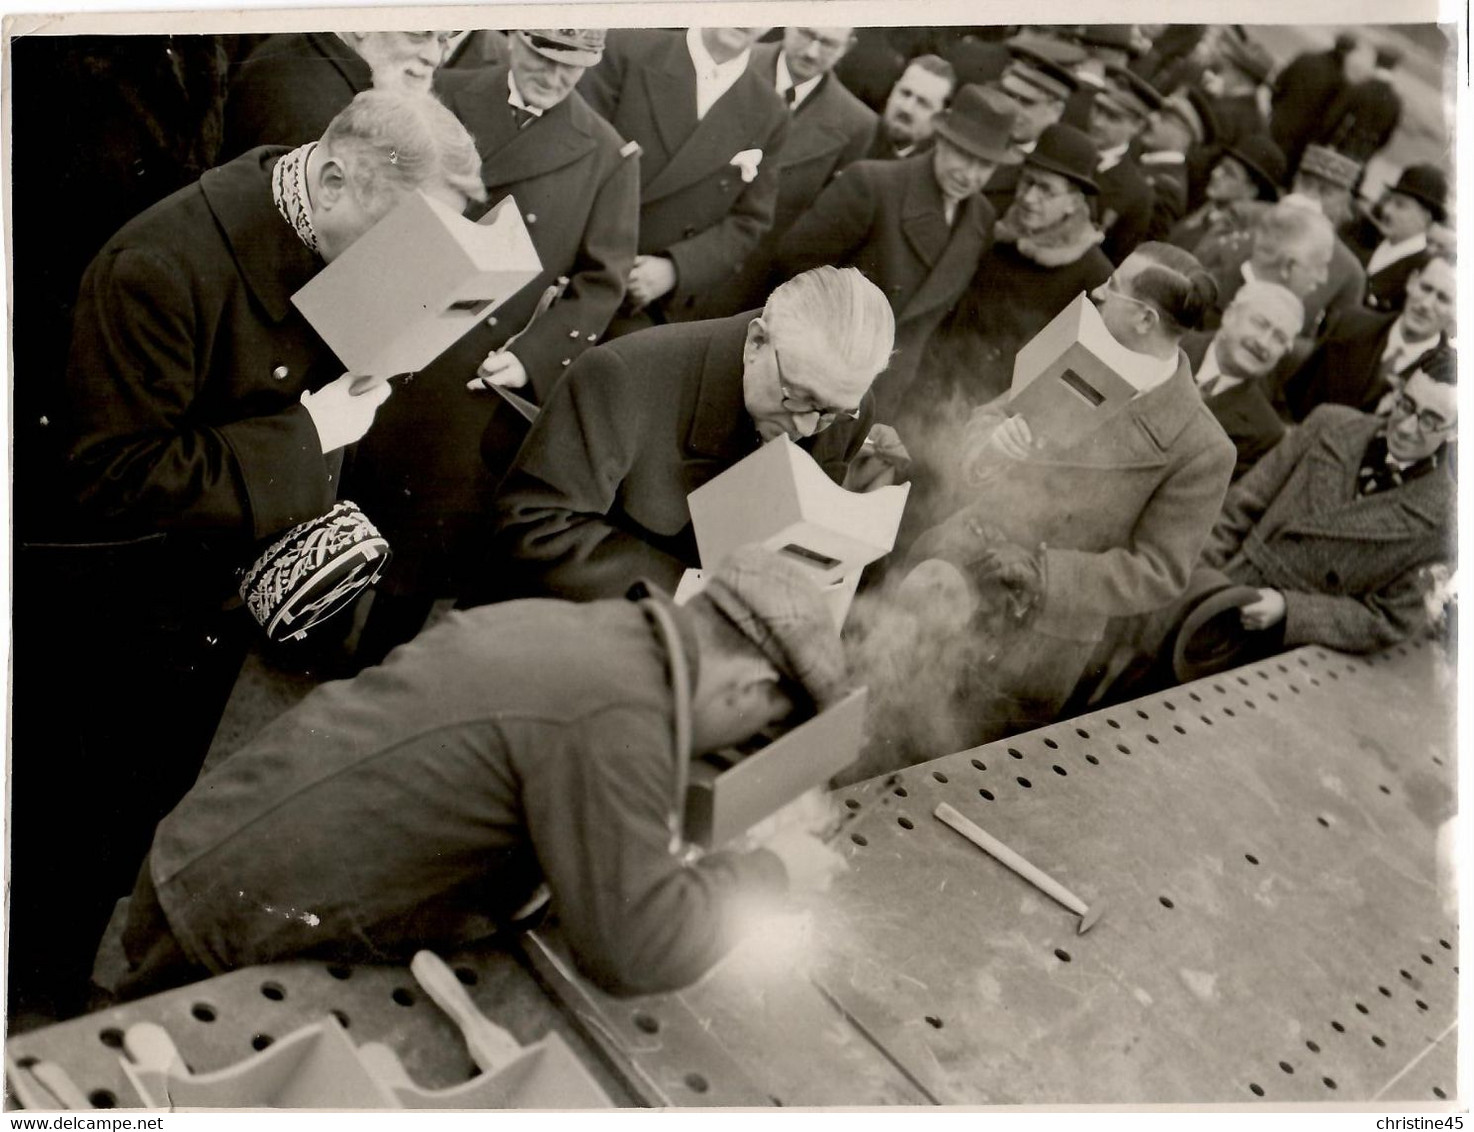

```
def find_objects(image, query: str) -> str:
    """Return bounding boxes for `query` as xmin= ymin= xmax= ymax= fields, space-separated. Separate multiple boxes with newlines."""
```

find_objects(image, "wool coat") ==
xmin=1276 ymin=308 xmax=1442 ymax=422
xmin=1365 ymin=246 xmax=1433 ymax=315
xmin=221 ymin=32 xmax=371 ymax=159
xmin=1182 ymin=331 xmax=1288 ymax=481
xmin=345 ymin=66 xmax=640 ymax=594
xmin=123 ymin=595 xmax=788 ymax=998
xmin=1097 ymin=154 xmax=1155 ymax=265
xmin=578 ymin=29 xmax=789 ymax=323
xmin=908 ymin=355 xmax=1237 ymax=735
xmin=774 ymin=154 xmax=997 ymax=419
xmin=1203 ymin=404 xmax=1452 ymax=652
xmin=701 ymin=44 xmax=877 ymax=317
xmin=1322 ymin=77 xmax=1402 ymax=163
xmin=1269 ymin=48 xmax=1348 ymax=170
xmin=492 ymin=311 xmax=873 ymax=602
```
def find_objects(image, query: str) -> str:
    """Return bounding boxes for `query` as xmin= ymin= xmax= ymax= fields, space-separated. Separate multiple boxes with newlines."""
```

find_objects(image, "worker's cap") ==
xmin=1095 ymin=64 xmax=1162 ymax=120
xmin=1003 ymin=42 xmax=1080 ymax=103
xmin=1071 ymin=24 xmax=1140 ymax=56
xmin=1159 ymin=87 xmax=1218 ymax=147
xmin=516 ymin=28 xmax=607 ymax=66
xmin=1297 ymin=145 xmax=1363 ymax=192
xmin=703 ymin=546 xmax=849 ymax=711
xmin=1215 ymin=33 xmax=1274 ymax=85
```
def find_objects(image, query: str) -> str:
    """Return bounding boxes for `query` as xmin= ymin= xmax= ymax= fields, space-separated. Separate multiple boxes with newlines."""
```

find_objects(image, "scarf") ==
xmin=995 ymin=202 xmax=1105 ymax=267
xmin=271 ymin=142 xmax=321 ymax=257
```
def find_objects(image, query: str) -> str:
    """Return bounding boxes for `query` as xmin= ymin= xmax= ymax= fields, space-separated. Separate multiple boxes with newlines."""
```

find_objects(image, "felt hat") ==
xmin=517 ymin=28 xmax=607 ymax=66
xmin=703 ymin=546 xmax=849 ymax=711
xmin=1169 ymin=570 xmax=1271 ymax=683
xmin=933 ymin=84 xmax=1022 ymax=164
xmin=1390 ymin=164 xmax=1449 ymax=223
xmin=1222 ymin=135 xmax=1288 ymax=200
xmin=1025 ymin=123 xmax=1100 ymax=194
xmin=1216 ymin=33 xmax=1275 ymax=85
xmin=1298 ymin=144 xmax=1363 ymax=192
xmin=1095 ymin=64 xmax=1163 ymax=120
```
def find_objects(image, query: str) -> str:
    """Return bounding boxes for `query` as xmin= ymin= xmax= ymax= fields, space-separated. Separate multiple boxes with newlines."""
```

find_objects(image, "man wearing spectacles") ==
xmin=489 ymin=267 xmax=892 ymax=602
xmin=223 ymin=30 xmax=461 ymax=158
xmin=1189 ymin=346 xmax=1456 ymax=657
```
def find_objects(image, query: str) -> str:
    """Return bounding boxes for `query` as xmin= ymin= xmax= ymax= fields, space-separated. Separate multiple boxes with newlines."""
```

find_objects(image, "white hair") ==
xmin=320 ymin=89 xmax=486 ymax=211
xmin=764 ymin=266 xmax=895 ymax=399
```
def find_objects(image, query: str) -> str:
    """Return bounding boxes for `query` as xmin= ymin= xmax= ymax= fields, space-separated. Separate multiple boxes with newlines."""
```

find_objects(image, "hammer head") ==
xmin=1077 ymin=903 xmax=1105 ymax=934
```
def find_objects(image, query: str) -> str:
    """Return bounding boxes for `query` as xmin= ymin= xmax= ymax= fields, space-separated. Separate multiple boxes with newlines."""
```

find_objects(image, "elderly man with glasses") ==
xmin=488 ymin=266 xmax=892 ymax=602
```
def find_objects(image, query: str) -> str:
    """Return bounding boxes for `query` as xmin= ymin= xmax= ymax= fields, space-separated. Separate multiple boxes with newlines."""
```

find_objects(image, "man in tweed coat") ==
xmin=1202 ymin=348 xmax=1455 ymax=654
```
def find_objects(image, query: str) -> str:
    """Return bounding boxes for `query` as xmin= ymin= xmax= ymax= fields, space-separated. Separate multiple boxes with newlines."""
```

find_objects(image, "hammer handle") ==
xmin=934 ymin=802 xmax=1088 ymax=916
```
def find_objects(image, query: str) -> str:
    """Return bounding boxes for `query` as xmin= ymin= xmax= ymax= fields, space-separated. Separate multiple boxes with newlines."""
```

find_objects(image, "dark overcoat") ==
xmin=346 ymin=66 xmax=640 ymax=592
xmin=1276 ymin=307 xmax=1442 ymax=422
xmin=222 ymin=32 xmax=370 ymax=159
xmin=1097 ymin=154 xmax=1155 ymax=265
xmin=578 ymin=29 xmax=789 ymax=322
xmin=1365 ymin=247 xmax=1433 ymax=315
xmin=1204 ymin=404 xmax=1452 ymax=652
xmin=701 ymin=43 xmax=877 ymax=316
xmin=491 ymin=312 xmax=873 ymax=601
xmin=1182 ymin=331 xmax=1288 ymax=481
xmin=774 ymin=154 xmax=997 ymax=418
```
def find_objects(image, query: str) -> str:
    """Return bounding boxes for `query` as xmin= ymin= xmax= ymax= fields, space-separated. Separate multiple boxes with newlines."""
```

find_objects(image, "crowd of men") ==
xmin=10 ymin=24 xmax=1455 ymax=1026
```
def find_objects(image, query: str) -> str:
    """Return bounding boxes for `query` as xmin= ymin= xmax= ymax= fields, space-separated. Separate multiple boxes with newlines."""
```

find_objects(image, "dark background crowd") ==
xmin=6 ymin=22 xmax=1456 ymax=1033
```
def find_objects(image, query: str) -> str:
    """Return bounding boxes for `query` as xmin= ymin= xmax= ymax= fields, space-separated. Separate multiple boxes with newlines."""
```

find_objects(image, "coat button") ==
xmin=486 ymin=315 xmax=499 ymax=327
xmin=683 ymin=226 xmax=697 ymax=238
xmin=37 ymin=415 xmax=48 ymax=427
xmin=561 ymin=358 xmax=571 ymax=367
xmin=587 ymin=333 xmax=598 ymax=342
xmin=272 ymin=365 xmax=289 ymax=381
xmin=525 ymin=212 xmax=537 ymax=224
xmin=569 ymin=329 xmax=580 ymax=338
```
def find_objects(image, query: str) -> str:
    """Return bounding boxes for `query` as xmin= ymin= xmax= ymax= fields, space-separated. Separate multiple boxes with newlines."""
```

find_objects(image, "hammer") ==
xmin=934 ymin=802 xmax=1104 ymax=934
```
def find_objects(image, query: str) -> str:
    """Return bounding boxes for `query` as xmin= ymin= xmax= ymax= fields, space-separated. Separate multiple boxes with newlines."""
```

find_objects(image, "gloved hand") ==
xmin=301 ymin=373 xmax=393 ymax=454
xmin=973 ymin=539 xmax=1046 ymax=618
xmin=960 ymin=411 xmax=1035 ymax=484
xmin=627 ymin=255 xmax=678 ymax=309
xmin=468 ymin=349 xmax=529 ymax=391
xmin=762 ymin=828 xmax=848 ymax=895
xmin=1239 ymin=588 xmax=1287 ymax=631
xmin=843 ymin=423 xmax=912 ymax=491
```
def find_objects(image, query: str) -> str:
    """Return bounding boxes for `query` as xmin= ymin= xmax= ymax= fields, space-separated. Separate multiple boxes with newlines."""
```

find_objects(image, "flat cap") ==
xmin=703 ymin=546 xmax=849 ymax=711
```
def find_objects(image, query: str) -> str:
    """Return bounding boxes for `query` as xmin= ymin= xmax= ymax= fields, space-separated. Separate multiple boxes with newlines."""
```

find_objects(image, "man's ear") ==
xmin=313 ymin=156 xmax=350 ymax=213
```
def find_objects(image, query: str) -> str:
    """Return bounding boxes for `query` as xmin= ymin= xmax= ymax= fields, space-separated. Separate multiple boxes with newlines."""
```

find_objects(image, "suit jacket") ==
xmin=1365 ymin=246 xmax=1432 ymax=314
xmin=1276 ymin=307 xmax=1441 ymax=422
xmin=64 ymin=147 xmax=339 ymax=555
xmin=774 ymin=155 xmax=997 ymax=418
xmin=578 ymin=30 xmax=789 ymax=322
xmin=1182 ymin=331 xmax=1287 ymax=480
xmin=909 ymin=355 xmax=1237 ymax=722
xmin=492 ymin=312 xmax=874 ymax=601
xmin=345 ymin=67 xmax=641 ymax=591
xmin=1204 ymin=404 xmax=1451 ymax=653
xmin=221 ymin=32 xmax=369 ymax=159
xmin=700 ymin=45 xmax=877 ymax=316
xmin=1097 ymin=154 xmax=1155 ymax=265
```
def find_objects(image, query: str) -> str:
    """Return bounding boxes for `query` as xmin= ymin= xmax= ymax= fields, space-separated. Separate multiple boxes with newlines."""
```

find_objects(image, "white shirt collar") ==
xmin=508 ymin=71 xmax=544 ymax=116
xmin=1367 ymin=232 xmax=1428 ymax=278
xmin=775 ymin=53 xmax=824 ymax=108
xmin=1197 ymin=336 xmax=1244 ymax=396
xmin=1096 ymin=142 xmax=1129 ymax=173
xmin=1384 ymin=317 xmax=1441 ymax=366
xmin=687 ymin=28 xmax=752 ymax=119
xmin=1140 ymin=150 xmax=1185 ymax=165
xmin=1015 ymin=138 xmax=1038 ymax=156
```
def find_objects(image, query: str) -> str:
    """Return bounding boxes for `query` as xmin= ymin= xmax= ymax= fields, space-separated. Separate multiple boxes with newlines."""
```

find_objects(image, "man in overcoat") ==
xmin=345 ymin=29 xmax=640 ymax=660
xmin=700 ymin=26 xmax=877 ymax=317
xmin=489 ymin=267 xmax=890 ymax=602
xmin=1086 ymin=65 xmax=1158 ymax=264
xmin=20 ymin=91 xmax=484 ymax=1017
xmin=773 ymin=84 xmax=1017 ymax=419
xmin=578 ymin=27 xmax=789 ymax=331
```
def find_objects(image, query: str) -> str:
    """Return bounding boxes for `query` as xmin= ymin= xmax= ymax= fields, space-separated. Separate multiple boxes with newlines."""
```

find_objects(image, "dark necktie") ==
xmin=782 ymin=85 xmax=797 ymax=109
xmin=511 ymin=104 xmax=536 ymax=131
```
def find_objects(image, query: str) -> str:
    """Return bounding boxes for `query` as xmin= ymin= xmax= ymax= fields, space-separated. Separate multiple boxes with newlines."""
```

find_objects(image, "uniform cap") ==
xmin=517 ymin=28 xmax=606 ymax=66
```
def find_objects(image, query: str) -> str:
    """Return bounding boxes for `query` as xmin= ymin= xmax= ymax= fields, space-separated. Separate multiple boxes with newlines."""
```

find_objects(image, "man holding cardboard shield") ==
xmin=14 ymin=91 xmax=484 ymax=1017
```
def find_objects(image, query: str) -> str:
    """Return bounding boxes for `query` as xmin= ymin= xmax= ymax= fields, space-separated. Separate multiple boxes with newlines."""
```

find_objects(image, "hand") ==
xmin=300 ymin=372 xmax=392 ymax=454
xmin=626 ymin=255 xmax=677 ymax=309
xmin=762 ymin=828 xmax=847 ymax=895
xmin=1239 ymin=588 xmax=1287 ymax=631
xmin=988 ymin=415 xmax=1035 ymax=461
xmin=960 ymin=412 xmax=1034 ymax=481
xmin=468 ymin=349 xmax=529 ymax=391
xmin=843 ymin=424 xmax=912 ymax=491
xmin=973 ymin=539 xmax=1046 ymax=615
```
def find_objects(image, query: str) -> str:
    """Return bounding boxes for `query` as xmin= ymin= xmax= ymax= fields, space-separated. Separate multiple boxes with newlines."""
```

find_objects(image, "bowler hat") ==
xmin=933 ymin=84 xmax=1022 ymax=165
xmin=1216 ymin=33 xmax=1274 ymax=85
xmin=1222 ymin=135 xmax=1288 ymax=200
xmin=1026 ymin=124 xmax=1100 ymax=194
xmin=1298 ymin=144 xmax=1363 ymax=192
xmin=1390 ymin=163 xmax=1448 ymax=223
xmin=518 ymin=28 xmax=606 ymax=67
xmin=1169 ymin=572 xmax=1271 ymax=683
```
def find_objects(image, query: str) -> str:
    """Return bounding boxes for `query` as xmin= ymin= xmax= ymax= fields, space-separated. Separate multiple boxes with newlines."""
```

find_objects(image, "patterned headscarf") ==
xmin=271 ymin=142 xmax=321 ymax=257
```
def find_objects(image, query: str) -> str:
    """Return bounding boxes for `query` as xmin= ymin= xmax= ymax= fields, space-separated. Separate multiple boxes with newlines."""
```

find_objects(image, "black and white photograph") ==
xmin=2 ymin=2 xmax=1460 ymax=1114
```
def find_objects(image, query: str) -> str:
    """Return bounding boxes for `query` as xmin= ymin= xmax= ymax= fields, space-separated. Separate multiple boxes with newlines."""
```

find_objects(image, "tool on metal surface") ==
xmin=821 ymin=774 xmax=901 ymax=844
xmin=28 ymin=1061 xmax=92 ymax=1109
xmin=934 ymin=802 xmax=1104 ymax=934
xmin=411 ymin=950 xmax=524 ymax=1072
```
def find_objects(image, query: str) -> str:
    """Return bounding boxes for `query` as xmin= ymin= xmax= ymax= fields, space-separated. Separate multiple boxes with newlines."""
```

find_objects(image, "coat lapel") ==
xmin=780 ymin=79 xmax=853 ymax=169
xmin=306 ymin=32 xmax=372 ymax=93
xmin=639 ymin=39 xmax=701 ymax=180
xmin=644 ymin=69 xmax=772 ymax=203
xmin=445 ymin=67 xmax=596 ymax=192
xmin=898 ymin=156 xmax=950 ymax=269
xmin=682 ymin=313 xmax=758 ymax=488
xmin=902 ymin=191 xmax=994 ymax=322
